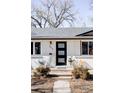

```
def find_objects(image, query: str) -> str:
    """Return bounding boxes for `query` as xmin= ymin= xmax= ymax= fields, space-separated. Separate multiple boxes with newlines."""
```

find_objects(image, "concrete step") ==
xmin=55 ymin=76 xmax=72 ymax=79
xmin=50 ymin=67 xmax=73 ymax=71
xmin=49 ymin=71 xmax=72 ymax=75
xmin=49 ymin=67 xmax=73 ymax=76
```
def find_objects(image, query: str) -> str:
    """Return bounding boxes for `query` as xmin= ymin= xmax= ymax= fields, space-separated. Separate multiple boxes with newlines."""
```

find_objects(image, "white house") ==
xmin=31 ymin=27 xmax=93 ymax=69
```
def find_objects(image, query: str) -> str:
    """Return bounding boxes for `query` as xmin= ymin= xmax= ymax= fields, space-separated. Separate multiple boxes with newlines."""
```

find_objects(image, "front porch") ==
xmin=49 ymin=67 xmax=93 ymax=79
xmin=31 ymin=56 xmax=93 ymax=69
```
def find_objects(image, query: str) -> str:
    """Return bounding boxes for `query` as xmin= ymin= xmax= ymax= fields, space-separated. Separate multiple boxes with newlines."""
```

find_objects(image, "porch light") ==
xmin=50 ymin=41 xmax=52 ymax=44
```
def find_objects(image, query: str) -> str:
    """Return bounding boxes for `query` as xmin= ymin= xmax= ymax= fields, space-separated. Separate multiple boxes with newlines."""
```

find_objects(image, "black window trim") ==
xmin=81 ymin=41 xmax=93 ymax=56
xmin=31 ymin=41 xmax=41 ymax=55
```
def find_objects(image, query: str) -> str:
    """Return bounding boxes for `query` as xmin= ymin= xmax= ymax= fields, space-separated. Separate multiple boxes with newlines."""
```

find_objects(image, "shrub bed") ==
xmin=72 ymin=66 xmax=89 ymax=79
xmin=32 ymin=66 xmax=50 ymax=77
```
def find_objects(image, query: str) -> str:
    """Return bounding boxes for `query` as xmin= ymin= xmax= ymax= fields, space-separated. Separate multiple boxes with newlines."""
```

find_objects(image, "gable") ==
xmin=76 ymin=30 xmax=93 ymax=36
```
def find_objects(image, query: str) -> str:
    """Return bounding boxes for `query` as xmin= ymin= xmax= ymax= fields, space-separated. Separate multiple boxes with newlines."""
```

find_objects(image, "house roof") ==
xmin=31 ymin=27 xmax=93 ymax=39
xmin=76 ymin=30 xmax=93 ymax=36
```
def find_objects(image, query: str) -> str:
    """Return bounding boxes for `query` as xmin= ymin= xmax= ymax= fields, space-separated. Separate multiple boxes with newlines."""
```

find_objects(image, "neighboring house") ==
xmin=31 ymin=27 xmax=93 ymax=69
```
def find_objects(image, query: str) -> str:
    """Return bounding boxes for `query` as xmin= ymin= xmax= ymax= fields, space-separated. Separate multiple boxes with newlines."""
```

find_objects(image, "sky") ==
xmin=31 ymin=0 xmax=93 ymax=27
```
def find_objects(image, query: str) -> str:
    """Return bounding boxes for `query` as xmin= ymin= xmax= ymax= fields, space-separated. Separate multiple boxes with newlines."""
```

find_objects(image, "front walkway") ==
xmin=53 ymin=80 xmax=71 ymax=93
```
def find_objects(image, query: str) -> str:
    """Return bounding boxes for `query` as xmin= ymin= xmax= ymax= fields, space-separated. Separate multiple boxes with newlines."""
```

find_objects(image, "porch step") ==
xmin=49 ymin=67 xmax=73 ymax=77
xmin=54 ymin=76 xmax=72 ymax=80
xmin=50 ymin=67 xmax=73 ymax=71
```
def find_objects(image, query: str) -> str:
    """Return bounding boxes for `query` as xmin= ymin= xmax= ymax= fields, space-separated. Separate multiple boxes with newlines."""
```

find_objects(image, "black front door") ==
xmin=56 ymin=42 xmax=67 ymax=66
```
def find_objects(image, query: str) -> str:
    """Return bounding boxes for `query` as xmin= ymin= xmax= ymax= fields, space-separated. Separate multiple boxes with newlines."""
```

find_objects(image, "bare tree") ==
xmin=31 ymin=0 xmax=76 ymax=28
xmin=90 ymin=0 xmax=93 ymax=10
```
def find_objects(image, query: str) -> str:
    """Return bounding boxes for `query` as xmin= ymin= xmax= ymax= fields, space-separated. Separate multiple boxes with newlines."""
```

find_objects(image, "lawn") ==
xmin=31 ymin=77 xmax=93 ymax=93
xmin=70 ymin=79 xmax=93 ymax=93
xmin=31 ymin=77 xmax=55 ymax=93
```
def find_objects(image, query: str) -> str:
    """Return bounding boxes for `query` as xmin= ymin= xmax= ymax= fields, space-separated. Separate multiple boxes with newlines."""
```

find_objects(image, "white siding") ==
xmin=67 ymin=40 xmax=80 ymax=56
xmin=31 ymin=40 xmax=93 ymax=69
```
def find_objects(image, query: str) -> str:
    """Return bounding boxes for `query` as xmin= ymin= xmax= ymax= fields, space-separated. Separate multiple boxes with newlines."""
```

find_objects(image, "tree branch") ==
xmin=31 ymin=16 xmax=42 ymax=28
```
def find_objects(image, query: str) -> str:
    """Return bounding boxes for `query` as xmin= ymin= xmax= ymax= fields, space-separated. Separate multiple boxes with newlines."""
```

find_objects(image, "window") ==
xmin=35 ymin=42 xmax=41 ymax=54
xmin=82 ymin=42 xmax=88 ymax=55
xmin=58 ymin=43 xmax=65 ymax=48
xmin=31 ymin=42 xmax=33 ymax=55
xmin=89 ymin=42 xmax=93 ymax=55
xmin=82 ymin=41 xmax=93 ymax=55
xmin=58 ymin=58 xmax=65 ymax=63
xmin=31 ymin=42 xmax=41 ymax=55
xmin=58 ymin=50 xmax=65 ymax=55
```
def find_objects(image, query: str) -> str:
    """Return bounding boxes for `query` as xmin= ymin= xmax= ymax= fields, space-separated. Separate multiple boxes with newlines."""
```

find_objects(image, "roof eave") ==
xmin=31 ymin=36 xmax=93 ymax=40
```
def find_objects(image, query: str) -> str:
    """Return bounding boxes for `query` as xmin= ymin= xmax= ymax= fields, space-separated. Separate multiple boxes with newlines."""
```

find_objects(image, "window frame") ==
xmin=81 ymin=40 xmax=93 ymax=56
xmin=82 ymin=41 xmax=89 ymax=55
xmin=31 ymin=42 xmax=33 ymax=55
xmin=35 ymin=42 xmax=41 ymax=55
xmin=31 ymin=41 xmax=41 ymax=56
xmin=89 ymin=41 xmax=93 ymax=55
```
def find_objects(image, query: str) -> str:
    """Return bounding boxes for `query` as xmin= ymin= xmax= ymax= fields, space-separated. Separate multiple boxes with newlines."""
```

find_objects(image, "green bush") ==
xmin=72 ymin=66 xmax=89 ymax=79
xmin=33 ymin=66 xmax=50 ymax=77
